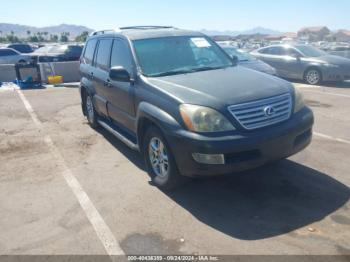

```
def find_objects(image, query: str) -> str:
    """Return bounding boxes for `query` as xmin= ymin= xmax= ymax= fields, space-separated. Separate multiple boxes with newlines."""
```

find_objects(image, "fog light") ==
xmin=192 ymin=153 xmax=225 ymax=165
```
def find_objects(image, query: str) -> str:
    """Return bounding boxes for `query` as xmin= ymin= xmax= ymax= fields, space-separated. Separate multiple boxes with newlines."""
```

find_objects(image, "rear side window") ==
xmin=95 ymin=39 xmax=113 ymax=71
xmin=260 ymin=47 xmax=284 ymax=55
xmin=67 ymin=46 xmax=83 ymax=56
xmin=83 ymin=39 xmax=97 ymax=65
xmin=9 ymin=44 xmax=32 ymax=53
xmin=110 ymin=39 xmax=133 ymax=73
xmin=0 ymin=49 xmax=17 ymax=56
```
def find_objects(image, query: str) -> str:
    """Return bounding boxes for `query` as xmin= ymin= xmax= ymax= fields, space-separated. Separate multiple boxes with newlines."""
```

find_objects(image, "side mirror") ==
xmin=109 ymin=66 xmax=130 ymax=82
xmin=231 ymin=55 xmax=239 ymax=65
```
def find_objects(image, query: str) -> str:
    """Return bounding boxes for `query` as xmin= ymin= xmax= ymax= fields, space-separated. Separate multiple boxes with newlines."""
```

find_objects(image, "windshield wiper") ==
xmin=148 ymin=65 xmax=230 ymax=77
xmin=149 ymin=69 xmax=193 ymax=77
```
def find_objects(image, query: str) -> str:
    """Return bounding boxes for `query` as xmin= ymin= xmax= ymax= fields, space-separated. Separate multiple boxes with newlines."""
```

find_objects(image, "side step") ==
xmin=97 ymin=120 xmax=139 ymax=151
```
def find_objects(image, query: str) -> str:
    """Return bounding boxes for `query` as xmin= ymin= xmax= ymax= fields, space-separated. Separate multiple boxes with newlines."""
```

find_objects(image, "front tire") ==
xmin=304 ymin=68 xmax=322 ymax=85
xmin=143 ymin=126 xmax=185 ymax=190
xmin=85 ymin=93 xmax=99 ymax=128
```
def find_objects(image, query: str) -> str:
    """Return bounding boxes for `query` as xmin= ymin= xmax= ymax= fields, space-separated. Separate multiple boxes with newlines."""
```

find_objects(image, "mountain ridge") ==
xmin=0 ymin=23 xmax=94 ymax=38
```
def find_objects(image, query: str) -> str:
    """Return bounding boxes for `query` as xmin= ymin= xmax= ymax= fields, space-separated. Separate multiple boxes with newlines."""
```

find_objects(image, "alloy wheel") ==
xmin=148 ymin=137 xmax=170 ymax=178
xmin=86 ymin=95 xmax=94 ymax=123
xmin=306 ymin=70 xmax=320 ymax=85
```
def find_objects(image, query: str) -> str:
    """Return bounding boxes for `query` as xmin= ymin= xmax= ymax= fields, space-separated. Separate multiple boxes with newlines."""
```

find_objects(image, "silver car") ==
xmin=0 ymin=48 xmax=31 ymax=65
xmin=221 ymin=46 xmax=277 ymax=76
xmin=251 ymin=44 xmax=350 ymax=85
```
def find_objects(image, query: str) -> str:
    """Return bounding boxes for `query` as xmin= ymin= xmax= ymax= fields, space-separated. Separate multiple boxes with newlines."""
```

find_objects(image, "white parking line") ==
xmin=314 ymin=132 xmax=350 ymax=145
xmin=16 ymin=89 xmax=125 ymax=257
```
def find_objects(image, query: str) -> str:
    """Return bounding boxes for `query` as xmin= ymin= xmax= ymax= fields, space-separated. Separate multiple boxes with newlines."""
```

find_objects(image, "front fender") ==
xmin=136 ymin=102 xmax=183 ymax=134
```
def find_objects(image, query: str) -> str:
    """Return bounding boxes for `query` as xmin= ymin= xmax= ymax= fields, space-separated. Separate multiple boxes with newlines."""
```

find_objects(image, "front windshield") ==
xmin=296 ymin=45 xmax=327 ymax=57
xmin=132 ymin=36 xmax=233 ymax=77
xmin=222 ymin=47 xmax=255 ymax=62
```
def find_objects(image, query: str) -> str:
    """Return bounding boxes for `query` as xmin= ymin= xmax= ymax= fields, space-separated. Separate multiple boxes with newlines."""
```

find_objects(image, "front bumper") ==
xmin=322 ymin=67 xmax=350 ymax=81
xmin=165 ymin=107 xmax=314 ymax=177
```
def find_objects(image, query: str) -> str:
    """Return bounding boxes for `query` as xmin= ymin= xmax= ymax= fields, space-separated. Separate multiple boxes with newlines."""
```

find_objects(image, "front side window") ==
xmin=295 ymin=45 xmax=327 ymax=57
xmin=95 ymin=39 xmax=113 ymax=71
xmin=132 ymin=36 xmax=233 ymax=77
xmin=110 ymin=39 xmax=133 ymax=73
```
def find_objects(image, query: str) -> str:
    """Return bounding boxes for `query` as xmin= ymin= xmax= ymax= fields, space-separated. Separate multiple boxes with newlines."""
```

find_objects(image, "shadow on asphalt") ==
xmin=97 ymin=127 xmax=350 ymax=240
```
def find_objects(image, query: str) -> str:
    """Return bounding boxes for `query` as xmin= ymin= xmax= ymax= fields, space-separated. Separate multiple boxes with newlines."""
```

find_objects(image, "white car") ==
xmin=0 ymin=48 xmax=31 ymax=65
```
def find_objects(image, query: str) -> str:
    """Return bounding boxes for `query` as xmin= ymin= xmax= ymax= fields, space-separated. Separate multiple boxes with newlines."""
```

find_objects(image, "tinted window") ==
xmin=95 ymin=39 xmax=113 ymax=71
xmin=295 ymin=45 xmax=327 ymax=57
xmin=0 ymin=49 xmax=17 ymax=56
xmin=67 ymin=46 xmax=83 ymax=56
xmin=111 ymin=39 xmax=133 ymax=72
xmin=286 ymin=48 xmax=301 ymax=57
xmin=259 ymin=47 xmax=284 ymax=55
xmin=83 ymin=39 xmax=97 ymax=65
xmin=9 ymin=44 xmax=33 ymax=53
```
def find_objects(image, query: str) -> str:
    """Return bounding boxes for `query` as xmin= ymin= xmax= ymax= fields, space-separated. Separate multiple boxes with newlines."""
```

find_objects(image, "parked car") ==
xmin=220 ymin=46 xmax=277 ymax=76
xmin=251 ymin=44 xmax=350 ymax=85
xmin=31 ymin=44 xmax=83 ymax=62
xmin=79 ymin=26 xmax=313 ymax=189
xmin=0 ymin=48 xmax=32 ymax=64
xmin=7 ymin=43 xmax=34 ymax=54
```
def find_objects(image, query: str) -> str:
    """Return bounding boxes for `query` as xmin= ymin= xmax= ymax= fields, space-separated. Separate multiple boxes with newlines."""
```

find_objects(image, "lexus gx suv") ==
xmin=79 ymin=26 xmax=314 ymax=189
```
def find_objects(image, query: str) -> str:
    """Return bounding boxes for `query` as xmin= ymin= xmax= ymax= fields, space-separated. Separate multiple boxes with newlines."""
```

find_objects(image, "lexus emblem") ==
xmin=264 ymin=106 xmax=275 ymax=117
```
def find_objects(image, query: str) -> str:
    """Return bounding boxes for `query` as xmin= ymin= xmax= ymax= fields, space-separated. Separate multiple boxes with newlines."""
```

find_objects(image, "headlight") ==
xmin=180 ymin=104 xmax=235 ymax=132
xmin=294 ymin=88 xmax=305 ymax=113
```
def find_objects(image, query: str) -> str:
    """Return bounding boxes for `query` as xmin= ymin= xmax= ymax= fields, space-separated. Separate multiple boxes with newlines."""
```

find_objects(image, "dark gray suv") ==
xmin=79 ymin=26 xmax=314 ymax=189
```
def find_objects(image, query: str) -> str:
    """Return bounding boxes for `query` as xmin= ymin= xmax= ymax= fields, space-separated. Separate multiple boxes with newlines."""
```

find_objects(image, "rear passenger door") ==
xmin=106 ymin=38 xmax=136 ymax=132
xmin=92 ymin=38 xmax=113 ymax=116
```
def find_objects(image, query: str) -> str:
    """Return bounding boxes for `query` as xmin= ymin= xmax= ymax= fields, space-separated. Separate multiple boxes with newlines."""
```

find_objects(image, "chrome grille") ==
xmin=228 ymin=93 xmax=292 ymax=130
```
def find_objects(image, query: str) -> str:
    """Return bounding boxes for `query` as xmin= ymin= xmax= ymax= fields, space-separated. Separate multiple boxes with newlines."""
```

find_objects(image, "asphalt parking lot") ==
xmin=0 ymin=81 xmax=349 ymax=258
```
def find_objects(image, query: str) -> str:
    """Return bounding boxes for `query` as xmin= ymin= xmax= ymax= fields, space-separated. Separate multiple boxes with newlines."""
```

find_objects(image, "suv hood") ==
xmin=147 ymin=66 xmax=292 ymax=108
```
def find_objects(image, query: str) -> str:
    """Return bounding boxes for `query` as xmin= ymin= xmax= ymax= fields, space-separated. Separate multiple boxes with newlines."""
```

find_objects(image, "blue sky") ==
xmin=2 ymin=0 xmax=349 ymax=31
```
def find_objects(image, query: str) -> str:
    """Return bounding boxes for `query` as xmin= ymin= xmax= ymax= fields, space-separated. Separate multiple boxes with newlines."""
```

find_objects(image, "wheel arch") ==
xmin=136 ymin=102 xmax=182 ymax=153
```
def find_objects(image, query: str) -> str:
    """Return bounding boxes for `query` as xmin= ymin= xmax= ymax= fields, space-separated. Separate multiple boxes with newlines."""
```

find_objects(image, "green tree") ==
xmin=75 ymin=31 xmax=89 ymax=42
xmin=50 ymin=34 xmax=59 ymax=42
xmin=60 ymin=32 xmax=69 ymax=42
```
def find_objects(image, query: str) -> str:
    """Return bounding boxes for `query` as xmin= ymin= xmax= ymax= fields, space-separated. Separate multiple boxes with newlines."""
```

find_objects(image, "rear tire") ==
xmin=143 ymin=126 xmax=185 ymax=190
xmin=85 ymin=93 xmax=99 ymax=129
xmin=304 ymin=68 xmax=322 ymax=85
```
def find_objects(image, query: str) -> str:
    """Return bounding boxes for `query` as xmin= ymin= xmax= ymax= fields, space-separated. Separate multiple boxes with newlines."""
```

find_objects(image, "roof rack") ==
xmin=119 ymin=26 xmax=175 ymax=30
xmin=90 ymin=29 xmax=121 ymax=36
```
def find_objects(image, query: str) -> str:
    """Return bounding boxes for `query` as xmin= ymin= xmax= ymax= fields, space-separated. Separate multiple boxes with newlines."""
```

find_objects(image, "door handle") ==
xmin=89 ymin=72 xmax=94 ymax=80
xmin=104 ymin=79 xmax=112 ymax=87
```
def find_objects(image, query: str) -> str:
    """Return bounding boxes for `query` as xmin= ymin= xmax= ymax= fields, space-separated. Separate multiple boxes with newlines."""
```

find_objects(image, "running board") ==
xmin=97 ymin=120 xmax=139 ymax=151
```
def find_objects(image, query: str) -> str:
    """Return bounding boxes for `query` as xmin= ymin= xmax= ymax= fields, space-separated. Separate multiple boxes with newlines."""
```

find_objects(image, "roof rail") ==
xmin=90 ymin=29 xmax=121 ymax=36
xmin=119 ymin=26 xmax=175 ymax=30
